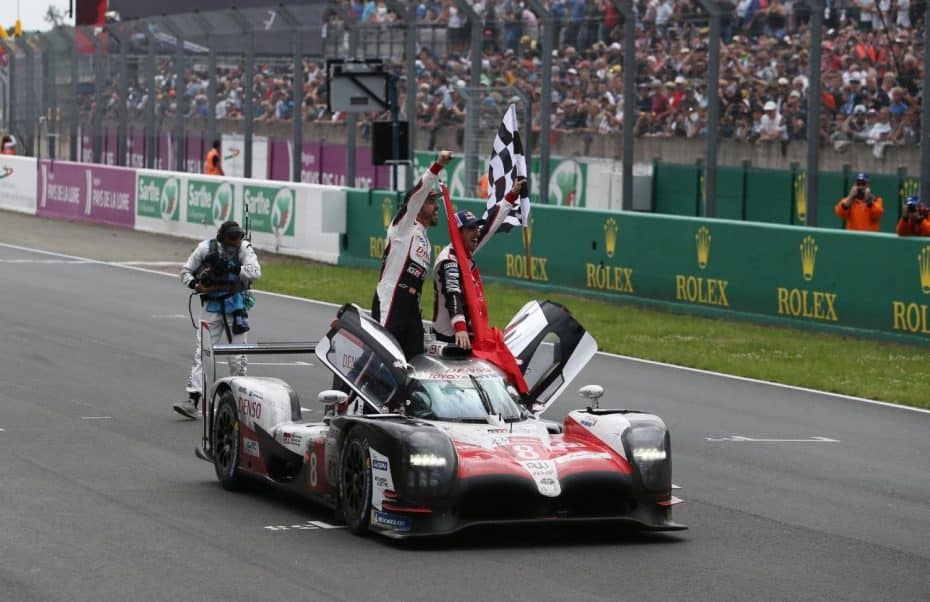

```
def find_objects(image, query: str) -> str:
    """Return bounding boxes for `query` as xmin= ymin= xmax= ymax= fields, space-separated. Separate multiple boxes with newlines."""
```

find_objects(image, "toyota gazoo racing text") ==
xmin=194 ymin=300 xmax=685 ymax=538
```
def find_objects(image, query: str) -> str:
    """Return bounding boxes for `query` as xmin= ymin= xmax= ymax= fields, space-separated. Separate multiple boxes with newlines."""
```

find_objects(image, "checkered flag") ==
xmin=485 ymin=104 xmax=530 ymax=231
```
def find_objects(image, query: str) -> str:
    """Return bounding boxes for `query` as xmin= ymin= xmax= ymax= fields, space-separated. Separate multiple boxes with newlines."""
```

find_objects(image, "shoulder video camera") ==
xmin=196 ymin=248 xmax=232 ymax=288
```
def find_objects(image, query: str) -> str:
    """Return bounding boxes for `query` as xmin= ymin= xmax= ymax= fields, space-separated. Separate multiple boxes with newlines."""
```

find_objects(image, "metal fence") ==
xmin=3 ymin=1 xmax=930 ymax=225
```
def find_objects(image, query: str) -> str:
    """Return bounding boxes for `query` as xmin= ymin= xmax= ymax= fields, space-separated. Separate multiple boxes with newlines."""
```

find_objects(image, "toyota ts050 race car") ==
xmin=194 ymin=300 xmax=685 ymax=537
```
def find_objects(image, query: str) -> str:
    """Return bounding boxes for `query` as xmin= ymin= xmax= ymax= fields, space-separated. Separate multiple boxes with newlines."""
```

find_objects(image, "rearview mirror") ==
xmin=579 ymin=384 xmax=604 ymax=407
xmin=318 ymin=390 xmax=349 ymax=406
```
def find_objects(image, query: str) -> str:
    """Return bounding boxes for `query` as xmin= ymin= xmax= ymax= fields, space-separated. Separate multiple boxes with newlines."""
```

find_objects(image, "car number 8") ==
xmin=308 ymin=451 xmax=318 ymax=488
xmin=513 ymin=444 xmax=539 ymax=460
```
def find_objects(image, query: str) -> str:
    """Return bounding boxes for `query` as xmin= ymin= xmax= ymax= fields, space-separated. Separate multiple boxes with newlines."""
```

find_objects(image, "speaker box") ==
xmin=372 ymin=121 xmax=409 ymax=165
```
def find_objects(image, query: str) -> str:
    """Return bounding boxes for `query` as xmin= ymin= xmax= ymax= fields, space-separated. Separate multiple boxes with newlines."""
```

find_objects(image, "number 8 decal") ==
xmin=308 ymin=450 xmax=318 ymax=488
xmin=513 ymin=444 xmax=539 ymax=460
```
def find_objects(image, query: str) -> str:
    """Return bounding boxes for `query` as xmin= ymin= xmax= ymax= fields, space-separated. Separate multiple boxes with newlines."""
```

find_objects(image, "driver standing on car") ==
xmin=173 ymin=221 xmax=261 ymax=419
xmin=372 ymin=150 xmax=454 ymax=359
xmin=433 ymin=179 xmax=524 ymax=348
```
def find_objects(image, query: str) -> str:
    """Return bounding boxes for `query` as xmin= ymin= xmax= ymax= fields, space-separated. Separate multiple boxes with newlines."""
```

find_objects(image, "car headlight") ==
xmin=623 ymin=422 xmax=671 ymax=492
xmin=632 ymin=447 xmax=667 ymax=462
xmin=401 ymin=430 xmax=457 ymax=498
xmin=409 ymin=452 xmax=447 ymax=467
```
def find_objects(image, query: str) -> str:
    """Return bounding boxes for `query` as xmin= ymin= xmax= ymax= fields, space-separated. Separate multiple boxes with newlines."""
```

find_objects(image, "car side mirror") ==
xmin=318 ymin=390 xmax=349 ymax=406
xmin=579 ymin=384 xmax=604 ymax=408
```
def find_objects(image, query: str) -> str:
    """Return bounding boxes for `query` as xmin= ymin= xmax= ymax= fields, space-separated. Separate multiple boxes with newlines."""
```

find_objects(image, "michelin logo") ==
xmin=373 ymin=511 xmax=411 ymax=532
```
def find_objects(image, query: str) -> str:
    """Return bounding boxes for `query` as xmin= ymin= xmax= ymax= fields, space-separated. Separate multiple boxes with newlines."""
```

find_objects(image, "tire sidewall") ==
xmin=340 ymin=433 xmax=372 ymax=534
xmin=213 ymin=391 xmax=242 ymax=490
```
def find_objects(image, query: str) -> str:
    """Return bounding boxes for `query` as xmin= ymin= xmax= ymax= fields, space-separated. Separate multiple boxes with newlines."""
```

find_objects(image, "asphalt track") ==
xmin=1 ymin=224 xmax=928 ymax=601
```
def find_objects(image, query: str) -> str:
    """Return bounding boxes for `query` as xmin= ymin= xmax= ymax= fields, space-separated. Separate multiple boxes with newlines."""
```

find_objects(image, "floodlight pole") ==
xmin=328 ymin=4 xmax=360 ymax=187
xmin=230 ymin=8 xmax=255 ymax=178
xmin=921 ymin=0 xmax=930 ymax=207
xmin=277 ymin=5 xmax=304 ymax=183
xmin=144 ymin=24 xmax=156 ymax=168
xmin=0 ymin=40 xmax=13 ymax=140
xmin=191 ymin=12 xmax=218 ymax=156
xmin=404 ymin=0 xmax=417 ymax=186
xmin=105 ymin=23 xmax=129 ymax=166
xmin=609 ymin=1 xmax=636 ymax=211
xmin=69 ymin=29 xmax=79 ymax=160
xmin=696 ymin=0 xmax=722 ymax=217
xmin=92 ymin=33 xmax=104 ymax=163
xmin=454 ymin=0 xmax=481 ymax=197
xmin=805 ymin=0 xmax=824 ymax=227
xmin=526 ymin=0 xmax=552 ymax=207
xmin=160 ymin=17 xmax=186 ymax=172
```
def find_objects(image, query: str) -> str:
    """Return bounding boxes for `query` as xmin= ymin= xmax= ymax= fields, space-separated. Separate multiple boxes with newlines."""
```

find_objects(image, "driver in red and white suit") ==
xmin=372 ymin=150 xmax=454 ymax=359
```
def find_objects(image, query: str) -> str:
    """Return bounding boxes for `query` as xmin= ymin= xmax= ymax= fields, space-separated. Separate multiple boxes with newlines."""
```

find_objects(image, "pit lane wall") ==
xmin=0 ymin=159 xmax=345 ymax=264
xmin=342 ymin=188 xmax=930 ymax=346
xmin=0 ymin=155 xmax=38 ymax=214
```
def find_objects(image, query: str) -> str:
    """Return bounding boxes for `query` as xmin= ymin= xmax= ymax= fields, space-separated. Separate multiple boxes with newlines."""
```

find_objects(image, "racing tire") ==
xmin=213 ymin=390 xmax=244 ymax=491
xmin=339 ymin=431 xmax=373 ymax=535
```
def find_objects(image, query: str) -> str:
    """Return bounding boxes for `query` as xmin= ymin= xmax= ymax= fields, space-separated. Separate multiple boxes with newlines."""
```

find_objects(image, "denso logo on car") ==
xmin=372 ymin=459 xmax=388 ymax=471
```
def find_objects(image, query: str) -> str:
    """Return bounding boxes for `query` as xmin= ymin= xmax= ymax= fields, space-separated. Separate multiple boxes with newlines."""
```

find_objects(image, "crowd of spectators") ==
xmin=80 ymin=0 xmax=927 ymax=156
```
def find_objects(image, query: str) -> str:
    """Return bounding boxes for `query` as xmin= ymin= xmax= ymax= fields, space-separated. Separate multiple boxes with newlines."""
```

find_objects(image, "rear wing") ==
xmin=197 ymin=321 xmax=317 ymax=459
xmin=198 ymin=320 xmax=317 ymax=399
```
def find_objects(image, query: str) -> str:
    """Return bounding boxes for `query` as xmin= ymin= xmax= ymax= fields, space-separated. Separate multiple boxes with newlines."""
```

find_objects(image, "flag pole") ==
xmin=523 ymin=222 xmax=532 ymax=281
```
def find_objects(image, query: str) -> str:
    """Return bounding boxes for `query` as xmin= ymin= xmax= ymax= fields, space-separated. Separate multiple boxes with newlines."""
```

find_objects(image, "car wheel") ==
xmin=213 ymin=390 xmax=244 ymax=491
xmin=340 ymin=431 xmax=372 ymax=535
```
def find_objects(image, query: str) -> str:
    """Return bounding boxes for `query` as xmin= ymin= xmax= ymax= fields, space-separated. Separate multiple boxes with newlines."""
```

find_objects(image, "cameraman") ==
xmin=896 ymin=196 xmax=930 ymax=237
xmin=835 ymin=172 xmax=884 ymax=232
xmin=173 ymin=221 xmax=261 ymax=419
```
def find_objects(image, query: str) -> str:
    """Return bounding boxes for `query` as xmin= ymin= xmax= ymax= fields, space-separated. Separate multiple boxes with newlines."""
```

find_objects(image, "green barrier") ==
xmin=715 ymin=165 xmax=745 ymax=221
xmin=744 ymin=167 xmax=793 ymax=224
xmin=656 ymin=161 xmax=915 ymax=233
xmin=344 ymin=188 xmax=930 ymax=346
xmin=653 ymin=162 xmax=700 ymax=216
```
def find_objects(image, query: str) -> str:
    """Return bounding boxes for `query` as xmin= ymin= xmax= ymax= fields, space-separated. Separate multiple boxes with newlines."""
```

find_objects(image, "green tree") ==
xmin=44 ymin=5 xmax=66 ymax=28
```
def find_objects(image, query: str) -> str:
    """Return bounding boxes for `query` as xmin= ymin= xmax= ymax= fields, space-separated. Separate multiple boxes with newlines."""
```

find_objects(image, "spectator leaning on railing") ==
xmin=78 ymin=0 xmax=927 ymax=149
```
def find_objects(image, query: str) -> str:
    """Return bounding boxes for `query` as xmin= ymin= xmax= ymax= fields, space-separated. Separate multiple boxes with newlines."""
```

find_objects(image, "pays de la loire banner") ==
xmin=36 ymin=160 xmax=136 ymax=228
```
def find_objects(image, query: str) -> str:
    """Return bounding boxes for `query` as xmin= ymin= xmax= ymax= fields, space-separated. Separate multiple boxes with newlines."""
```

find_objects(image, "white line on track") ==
xmin=0 ymin=258 xmax=93 ymax=264
xmin=0 ymin=427 xmax=5 ymax=432
xmin=151 ymin=314 xmax=188 ymax=319
xmin=250 ymin=361 xmax=314 ymax=367
xmin=81 ymin=416 xmax=113 ymax=420
xmin=3 ymin=241 xmax=929 ymax=415
xmin=705 ymin=435 xmax=839 ymax=443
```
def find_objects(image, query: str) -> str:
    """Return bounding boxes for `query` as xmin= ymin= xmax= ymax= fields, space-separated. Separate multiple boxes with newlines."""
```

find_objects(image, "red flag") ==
xmin=441 ymin=184 xmax=529 ymax=394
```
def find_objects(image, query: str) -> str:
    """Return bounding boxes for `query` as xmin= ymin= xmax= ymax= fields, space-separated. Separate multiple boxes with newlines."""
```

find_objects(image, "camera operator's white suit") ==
xmin=180 ymin=239 xmax=261 ymax=397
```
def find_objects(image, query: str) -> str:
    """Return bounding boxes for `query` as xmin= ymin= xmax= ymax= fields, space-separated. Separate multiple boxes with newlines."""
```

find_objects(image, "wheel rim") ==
xmin=214 ymin=402 xmax=238 ymax=475
xmin=342 ymin=440 xmax=368 ymax=520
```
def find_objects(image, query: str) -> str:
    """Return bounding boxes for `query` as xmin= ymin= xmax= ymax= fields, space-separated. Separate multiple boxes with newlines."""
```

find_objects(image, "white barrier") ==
xmin=134 ymin=168 xmax=345 ymax=264
xmin=0 ymin=155 xmax=38 ymax=214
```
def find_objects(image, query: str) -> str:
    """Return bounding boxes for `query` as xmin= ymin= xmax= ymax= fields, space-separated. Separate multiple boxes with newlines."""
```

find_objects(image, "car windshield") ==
xmin=406 ymin=374 xmax=526 ymax=422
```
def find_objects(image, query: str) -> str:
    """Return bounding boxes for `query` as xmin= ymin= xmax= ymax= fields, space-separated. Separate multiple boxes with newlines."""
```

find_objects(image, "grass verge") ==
xmin=258 ymin=259 xmax=929 ymax=411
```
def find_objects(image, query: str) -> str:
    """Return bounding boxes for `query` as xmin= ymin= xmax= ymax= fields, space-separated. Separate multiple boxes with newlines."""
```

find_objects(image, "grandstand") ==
xmin=2 ymin=0 xmax=928 ymax=209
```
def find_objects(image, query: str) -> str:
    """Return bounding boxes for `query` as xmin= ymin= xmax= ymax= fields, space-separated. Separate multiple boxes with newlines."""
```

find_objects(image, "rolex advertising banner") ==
xmin=343 ymin=189 xmax=930 ymax=346
xmin=0 ymin=154 xmax=38 ymax=214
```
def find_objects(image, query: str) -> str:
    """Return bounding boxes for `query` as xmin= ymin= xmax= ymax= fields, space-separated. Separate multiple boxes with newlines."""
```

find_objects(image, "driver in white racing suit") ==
xmin=433 ymin=179 xmax=523 ymax=348
xmin=372 ymin=150 xmax=453 ymax=359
